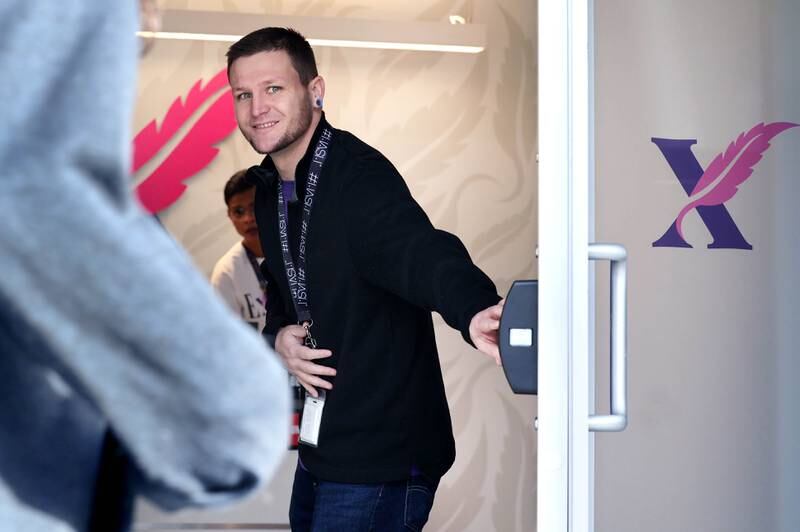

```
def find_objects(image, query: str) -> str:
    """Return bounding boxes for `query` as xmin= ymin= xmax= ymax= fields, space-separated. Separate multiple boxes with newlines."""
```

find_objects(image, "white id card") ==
xmin=299 ymin=390 xmax=326 ymax=447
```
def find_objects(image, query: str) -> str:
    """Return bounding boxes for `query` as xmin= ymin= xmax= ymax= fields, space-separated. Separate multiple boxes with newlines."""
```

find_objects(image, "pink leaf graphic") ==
xmin=132 ymin=69 xmax=229 ymax=173
xmin=674 ymin=121 xmax=798 ymax=239
xmin=690 ymin=123 xmax=765 ymax=197
xmin=135 ymin=90 xmax=237 ymax=213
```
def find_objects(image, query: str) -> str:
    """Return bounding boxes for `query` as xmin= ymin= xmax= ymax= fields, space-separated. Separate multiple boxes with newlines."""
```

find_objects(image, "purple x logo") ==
xmin=652 ymin=122 xmax=797 ymax=249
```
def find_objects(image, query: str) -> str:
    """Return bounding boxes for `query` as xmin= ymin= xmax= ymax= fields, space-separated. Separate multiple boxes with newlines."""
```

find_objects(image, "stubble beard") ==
xmin=246 ymin=97 xmax=314 ymax=156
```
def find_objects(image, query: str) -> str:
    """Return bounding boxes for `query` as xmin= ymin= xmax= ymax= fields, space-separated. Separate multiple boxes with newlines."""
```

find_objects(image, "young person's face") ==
xmin=229 ymin=50 xmax=315 ymax=156
xmin=227 ymin=187 xmax=259 ymax=249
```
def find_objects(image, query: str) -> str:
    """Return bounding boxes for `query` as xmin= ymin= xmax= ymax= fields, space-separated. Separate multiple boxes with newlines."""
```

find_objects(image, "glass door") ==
xmin=591 ymin=2 xmax=800 ymax=531
xmin=536 ymin=1 xmax=800 ymax=532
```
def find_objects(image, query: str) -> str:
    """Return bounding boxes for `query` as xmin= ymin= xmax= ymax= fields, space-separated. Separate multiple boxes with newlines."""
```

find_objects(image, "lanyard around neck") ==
xmin=275 ymin=127 xmax=333 ymax=328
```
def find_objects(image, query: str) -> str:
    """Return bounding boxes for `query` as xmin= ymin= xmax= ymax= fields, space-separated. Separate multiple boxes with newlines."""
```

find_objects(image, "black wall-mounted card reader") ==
xmin=499 ymin=279 xmax=538 ymax=395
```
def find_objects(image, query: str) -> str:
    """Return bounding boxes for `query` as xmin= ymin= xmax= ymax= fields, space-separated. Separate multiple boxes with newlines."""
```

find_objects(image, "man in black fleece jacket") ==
xmin=227 ymin=27 xmax=504 ymax=531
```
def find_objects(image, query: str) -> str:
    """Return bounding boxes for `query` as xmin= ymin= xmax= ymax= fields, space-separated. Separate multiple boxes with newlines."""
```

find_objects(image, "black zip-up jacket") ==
xmin=249 ymin=116 xmax=500 ymax=483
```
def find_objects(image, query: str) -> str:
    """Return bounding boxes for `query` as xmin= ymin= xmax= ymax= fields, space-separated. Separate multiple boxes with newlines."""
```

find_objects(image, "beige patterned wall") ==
xmin=134 ymin=1 xmax=537 ymax=530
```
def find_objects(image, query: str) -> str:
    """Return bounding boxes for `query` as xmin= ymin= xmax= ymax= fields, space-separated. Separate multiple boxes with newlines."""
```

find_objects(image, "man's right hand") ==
xmin=275 ymin=324 xmax=336 ymax=398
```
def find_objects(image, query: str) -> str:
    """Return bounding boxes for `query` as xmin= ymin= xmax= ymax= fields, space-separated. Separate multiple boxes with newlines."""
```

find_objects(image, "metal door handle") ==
xmin=588 ymin=243 xmax=628 ymax=432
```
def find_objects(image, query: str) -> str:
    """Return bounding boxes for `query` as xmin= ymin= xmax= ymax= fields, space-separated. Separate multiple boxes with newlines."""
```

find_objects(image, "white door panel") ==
xmin=539 ymin=1 xmax=800 ymax=531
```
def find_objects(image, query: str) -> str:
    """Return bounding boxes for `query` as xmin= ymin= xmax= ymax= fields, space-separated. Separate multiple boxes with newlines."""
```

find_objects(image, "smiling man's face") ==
xmin=229 ymin=50 xmax=314 ymax=157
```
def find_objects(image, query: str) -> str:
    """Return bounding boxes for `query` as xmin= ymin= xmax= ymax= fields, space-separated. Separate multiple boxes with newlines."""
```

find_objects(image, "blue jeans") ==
xmin=289 ymin=462 xmax=439 ymax=532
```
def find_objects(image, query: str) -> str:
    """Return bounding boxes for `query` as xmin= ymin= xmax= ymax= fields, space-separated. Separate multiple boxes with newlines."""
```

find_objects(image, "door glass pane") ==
xmin=593 ymin=2 xmax=800 ymax=531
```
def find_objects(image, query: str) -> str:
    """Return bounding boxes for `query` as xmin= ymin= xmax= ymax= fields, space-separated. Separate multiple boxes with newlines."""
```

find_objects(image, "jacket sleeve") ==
xmin=1 ymin=204 xmax=291 ymax=510
xmin=342 ymin=153 xmax=501 ymax=343
xmin=262 ymin=262 xmax=292 ymax=339
xmin=0 ymin=0 xmax=288 ymax=511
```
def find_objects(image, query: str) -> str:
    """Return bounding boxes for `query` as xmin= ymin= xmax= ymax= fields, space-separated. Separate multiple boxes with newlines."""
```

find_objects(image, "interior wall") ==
xmin=133 ymin=1 xmax=537 ymax=530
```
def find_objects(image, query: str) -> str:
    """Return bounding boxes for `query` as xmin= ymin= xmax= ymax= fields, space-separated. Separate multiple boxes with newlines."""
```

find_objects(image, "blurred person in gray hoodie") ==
xmin=0 ymin=2 xmax=290 ymax=531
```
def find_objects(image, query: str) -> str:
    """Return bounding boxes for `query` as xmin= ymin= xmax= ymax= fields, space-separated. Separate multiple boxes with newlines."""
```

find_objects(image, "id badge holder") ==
xmin=299 ymin=390 xmax=326 ymax=447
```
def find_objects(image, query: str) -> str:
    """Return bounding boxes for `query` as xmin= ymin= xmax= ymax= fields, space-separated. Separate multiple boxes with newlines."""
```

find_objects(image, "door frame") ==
xmin=537 ymin=0 xmax=595 ymax=530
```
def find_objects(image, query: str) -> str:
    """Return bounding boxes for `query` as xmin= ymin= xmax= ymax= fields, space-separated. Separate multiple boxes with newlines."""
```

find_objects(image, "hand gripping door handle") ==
xmin=588 ymin=243 xmax=628 ymax=432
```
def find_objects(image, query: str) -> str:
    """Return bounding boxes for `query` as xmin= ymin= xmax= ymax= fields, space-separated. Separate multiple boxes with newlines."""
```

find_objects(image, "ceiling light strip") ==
xmin=137 ymin=31 xmax=484 ymax=53
xmin=137 ymin=10 xmax=486 ymax=54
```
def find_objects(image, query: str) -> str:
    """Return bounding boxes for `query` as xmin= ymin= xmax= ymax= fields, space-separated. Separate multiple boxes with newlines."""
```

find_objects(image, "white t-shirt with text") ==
xmin=210 ymin=242 xmax=267 ymax=333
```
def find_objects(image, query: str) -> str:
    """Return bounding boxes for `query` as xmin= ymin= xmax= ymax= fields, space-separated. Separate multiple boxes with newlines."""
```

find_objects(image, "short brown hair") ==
xmin=223 ymin=169 xmax=254 ymax=206
xmin=226 ymin=27 xmax=318 ymax=85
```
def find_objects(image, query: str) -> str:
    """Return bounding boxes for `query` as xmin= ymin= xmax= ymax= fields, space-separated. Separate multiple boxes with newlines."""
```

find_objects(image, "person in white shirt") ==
xmin=211 ymin=171 xmax=302 ymax=448
xmin=211 ymin=170 xmax=268 ymax=333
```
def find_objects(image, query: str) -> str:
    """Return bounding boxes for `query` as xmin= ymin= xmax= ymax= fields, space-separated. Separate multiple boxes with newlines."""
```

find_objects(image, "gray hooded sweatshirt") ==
xmin=0 ymin=2 xmax=289 ymax=531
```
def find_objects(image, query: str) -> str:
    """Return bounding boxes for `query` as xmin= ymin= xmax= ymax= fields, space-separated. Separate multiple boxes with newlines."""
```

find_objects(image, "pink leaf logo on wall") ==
xmin=652 ymin=121 xmax=798 ymax=249
xmin=133 ymin=68 xmax=237 ymax=214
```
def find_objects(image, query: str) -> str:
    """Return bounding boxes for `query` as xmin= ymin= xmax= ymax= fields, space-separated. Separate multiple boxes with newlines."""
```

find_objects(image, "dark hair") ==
xmin=226 ymin=27 xmax=318 ymax=84
xmin=223 ymin=169 xmax=254 ymax=206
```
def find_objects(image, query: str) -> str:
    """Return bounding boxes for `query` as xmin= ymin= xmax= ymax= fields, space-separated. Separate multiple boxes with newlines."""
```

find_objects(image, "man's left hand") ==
xmin=469 ymin=299 xmax=505 ymax=365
